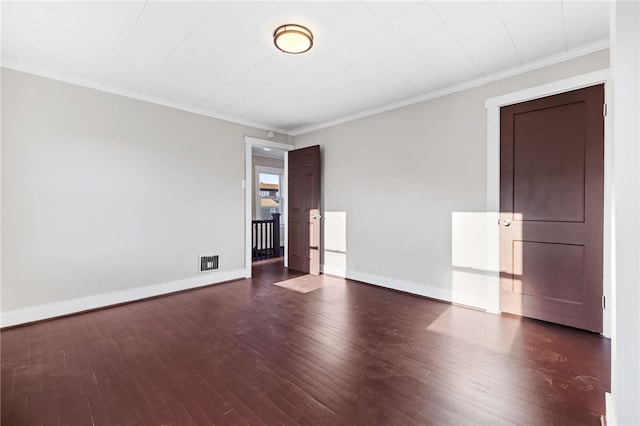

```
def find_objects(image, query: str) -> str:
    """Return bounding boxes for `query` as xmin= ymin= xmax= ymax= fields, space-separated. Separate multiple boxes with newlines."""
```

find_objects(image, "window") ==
xmin=256 ymin=168 xmax=283 ymax=220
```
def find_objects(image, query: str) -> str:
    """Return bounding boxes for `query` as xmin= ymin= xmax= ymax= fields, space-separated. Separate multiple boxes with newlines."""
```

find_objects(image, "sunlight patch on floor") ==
xmin=426 ymin=306 xmax=522 ymax=354
xmin=273 ymin=274 xmax=344 ymax=293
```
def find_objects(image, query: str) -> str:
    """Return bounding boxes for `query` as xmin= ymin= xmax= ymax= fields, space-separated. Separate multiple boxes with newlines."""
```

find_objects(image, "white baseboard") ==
xmin=343 ymin=269 xmax=488 ymax=311
xmin=0 ymin=269 xmax=246 ymax=327
xmin=320 ymin=264 xmax=346 ymax=277
xmin=605 ymin=392 xmax=616 ymax=426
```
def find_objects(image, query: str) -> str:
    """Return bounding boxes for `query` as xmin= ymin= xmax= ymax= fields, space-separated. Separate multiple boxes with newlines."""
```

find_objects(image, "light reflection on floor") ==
xmin=426 ymin=305 xmax=522 ymax=354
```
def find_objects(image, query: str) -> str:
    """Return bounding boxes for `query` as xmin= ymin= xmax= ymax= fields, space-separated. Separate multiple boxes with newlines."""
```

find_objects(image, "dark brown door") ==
xmin=288 ymin=145 xmax=320 ymax=274
xmin=500 ymin=84 xmax=604 ymax=332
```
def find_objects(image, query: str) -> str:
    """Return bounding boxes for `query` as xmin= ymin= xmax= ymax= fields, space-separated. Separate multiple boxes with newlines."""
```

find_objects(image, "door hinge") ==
xmin=602 ymin=296 xmax=606 ymax=310
xmin=603 ymin=103 xmax=608 ymax=117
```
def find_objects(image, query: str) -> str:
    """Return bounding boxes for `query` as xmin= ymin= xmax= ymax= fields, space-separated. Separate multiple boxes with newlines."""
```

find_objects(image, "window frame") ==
xmin=255 ymin=165 xmax=284 ymax=220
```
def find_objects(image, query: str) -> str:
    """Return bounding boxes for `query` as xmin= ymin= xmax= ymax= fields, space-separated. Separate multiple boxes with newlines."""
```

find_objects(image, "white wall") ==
xmin=0 ymin=48 xmax=619 ymax=332
xmin=0 ymin=68 xmax=286 ymax=325
xmin=295 ymin=50 xmax=610 ymax=310
xmin=610 ymin=1 xmax=640 ymax=424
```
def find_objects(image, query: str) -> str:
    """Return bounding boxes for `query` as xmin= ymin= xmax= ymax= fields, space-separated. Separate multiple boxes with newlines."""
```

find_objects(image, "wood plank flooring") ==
xmin=1 ymin=258 xmax=610 ymax=425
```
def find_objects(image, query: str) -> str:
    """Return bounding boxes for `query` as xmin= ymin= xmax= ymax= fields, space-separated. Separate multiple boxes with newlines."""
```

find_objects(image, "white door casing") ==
xmin=484 ymin=69 xmax=612 ymax=337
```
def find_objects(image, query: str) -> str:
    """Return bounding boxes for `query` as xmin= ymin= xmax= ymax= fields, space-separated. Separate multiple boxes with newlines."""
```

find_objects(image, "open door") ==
xmin=499 ymin=85 xmax=604 ymax=332
xmin=288 ymin=145 xmax=321 ymax=274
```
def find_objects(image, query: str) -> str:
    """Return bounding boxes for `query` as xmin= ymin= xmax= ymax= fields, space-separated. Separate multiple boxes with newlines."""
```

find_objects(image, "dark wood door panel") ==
xmin=500 ymin=84 xmax=604 ymax=333
xmin=520 ymin=222 xmax=586 ymax=244
xmin=513 ymin=102 xmax=586 ymax=222
xmin=513 ymin=241 xmax=585 ymax=303
xmin=288 ymin=145 xmax=320 ymax=274
xmin=289 ymin=221 xmax=301 ymax=258
xmin=305 ymin=174 xmax=315 ymax=209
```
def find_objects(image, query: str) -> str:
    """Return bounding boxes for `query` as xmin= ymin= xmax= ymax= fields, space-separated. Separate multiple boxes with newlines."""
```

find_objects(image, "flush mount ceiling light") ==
xmin=273 ymin=24 xmax=313 ymax=54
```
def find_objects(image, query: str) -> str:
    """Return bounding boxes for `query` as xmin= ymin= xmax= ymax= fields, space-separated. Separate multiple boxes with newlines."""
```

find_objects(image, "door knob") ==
xmin=503 ymin=219 xmax=511 ymax=227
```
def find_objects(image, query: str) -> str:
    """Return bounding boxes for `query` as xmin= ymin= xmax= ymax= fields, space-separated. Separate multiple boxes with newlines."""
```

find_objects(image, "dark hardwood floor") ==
xmin=1 ymin=258 xmax=610 ymax=425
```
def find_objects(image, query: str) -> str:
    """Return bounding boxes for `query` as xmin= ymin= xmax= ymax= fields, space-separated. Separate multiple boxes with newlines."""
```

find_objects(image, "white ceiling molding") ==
xmin=290 ymin=39 xmax=609 ymax=136
xmin=3 ymin=37 xmax=608 ymax=139
xmin=1 ymin=61 xmax=293 ymax=135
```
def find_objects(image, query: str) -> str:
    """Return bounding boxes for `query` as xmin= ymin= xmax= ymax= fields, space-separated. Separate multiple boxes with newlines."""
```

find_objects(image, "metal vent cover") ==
xmin=200 ymin=255 xmax=219 ymax=272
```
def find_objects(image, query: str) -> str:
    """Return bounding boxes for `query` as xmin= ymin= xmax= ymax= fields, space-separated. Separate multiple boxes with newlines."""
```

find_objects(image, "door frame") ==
xmin=484 ymin=69 xmax=612 ymax=337
xmin=244 ymin=136 xmax=295 ymax=278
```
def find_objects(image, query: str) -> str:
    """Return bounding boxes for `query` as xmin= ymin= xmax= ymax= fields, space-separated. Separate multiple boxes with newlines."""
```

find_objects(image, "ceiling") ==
xmin=252 ymin=145 xmax=286 ymax=159
xmin=1 ymin=1 xmax=609 ymax=135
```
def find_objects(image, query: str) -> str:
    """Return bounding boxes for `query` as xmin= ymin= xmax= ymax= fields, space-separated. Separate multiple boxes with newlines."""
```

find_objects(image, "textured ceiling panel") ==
xmin=2 ymin=1 xmax=610 ymax=134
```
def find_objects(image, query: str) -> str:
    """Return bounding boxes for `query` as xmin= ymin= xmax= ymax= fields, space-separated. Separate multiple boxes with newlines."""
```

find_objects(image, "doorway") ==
xmin=244 ymin=137 xmax=295 ymax=278
xmin=485 ymin=70 xmax=611 ymax=335
xmin=499 ymin=84 xmax=604 ymax=332
xmin=253 ymin=163 xmax=284 ymax=261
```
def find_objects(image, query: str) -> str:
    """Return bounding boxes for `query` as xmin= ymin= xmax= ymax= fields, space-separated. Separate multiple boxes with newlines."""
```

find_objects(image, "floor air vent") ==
xmin=200 ymin=255 xmax=219 ymax=272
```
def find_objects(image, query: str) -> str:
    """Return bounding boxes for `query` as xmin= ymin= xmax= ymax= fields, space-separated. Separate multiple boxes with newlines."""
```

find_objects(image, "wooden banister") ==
xmin=252 ymin=213 xmax=281 ymax=261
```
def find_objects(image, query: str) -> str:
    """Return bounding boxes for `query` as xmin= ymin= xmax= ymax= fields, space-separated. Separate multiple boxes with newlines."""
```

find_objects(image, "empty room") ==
xmin=1 ymin=1 xmax=638 ymax=425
